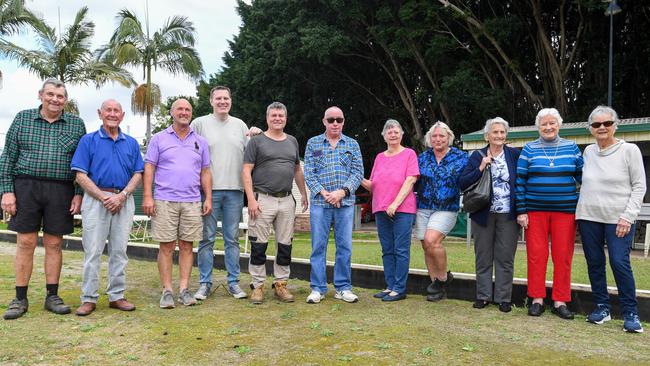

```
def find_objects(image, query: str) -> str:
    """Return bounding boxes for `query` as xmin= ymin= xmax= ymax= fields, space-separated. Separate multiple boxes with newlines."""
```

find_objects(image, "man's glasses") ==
xmin=590 ymin=121 xmax=614 ymax=128
xmin=326 ymin=117 xmax=344 ymax=124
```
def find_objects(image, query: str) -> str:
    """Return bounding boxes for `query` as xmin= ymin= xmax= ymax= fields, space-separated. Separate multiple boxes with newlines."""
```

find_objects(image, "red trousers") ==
xmin=525 ymin=211 xmax=576 ymax=302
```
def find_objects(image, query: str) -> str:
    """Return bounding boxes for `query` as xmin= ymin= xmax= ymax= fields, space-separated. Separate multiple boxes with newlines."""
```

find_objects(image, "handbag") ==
xmin=462 ymin=151 xmax=492 ymax=213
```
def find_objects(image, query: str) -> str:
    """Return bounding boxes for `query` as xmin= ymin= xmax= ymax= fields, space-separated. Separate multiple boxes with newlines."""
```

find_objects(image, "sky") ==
xmin=0 ymin=0 xmax=244 ymax=147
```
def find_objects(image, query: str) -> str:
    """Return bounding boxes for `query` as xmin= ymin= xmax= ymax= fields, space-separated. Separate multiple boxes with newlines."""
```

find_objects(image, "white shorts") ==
xmin=415 ymin=209 xmax=458 ymax=240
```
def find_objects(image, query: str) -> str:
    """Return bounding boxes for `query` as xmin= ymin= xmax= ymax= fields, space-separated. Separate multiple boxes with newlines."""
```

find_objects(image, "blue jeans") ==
xmin=309 ymin=205 xmax=354 ymax=293
xmin=197 ymin=190 xmax=244 ymax=286
xmin=375 ymin=212 xmax=414 ymax=294
xmin=578 ymin=220 xmax=638 ymax=314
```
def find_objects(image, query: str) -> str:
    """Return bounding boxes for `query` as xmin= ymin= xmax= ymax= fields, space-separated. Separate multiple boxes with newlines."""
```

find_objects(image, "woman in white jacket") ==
xmin=576 ymin=106 xmax=646 ymax=333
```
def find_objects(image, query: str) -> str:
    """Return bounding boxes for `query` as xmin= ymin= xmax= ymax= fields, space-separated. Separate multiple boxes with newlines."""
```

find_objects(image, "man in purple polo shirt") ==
xmin=71 ymin=99 xmax=144 ymax=316
xmin=143 ymin=98 xmax=212 ymax=309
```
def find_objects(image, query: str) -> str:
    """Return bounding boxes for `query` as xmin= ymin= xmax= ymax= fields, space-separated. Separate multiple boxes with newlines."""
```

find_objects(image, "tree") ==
xmin=0 ymin=6 xmax=135 ymax=101
xmin=0 ymin=0 xmax=39 ymax=86
xmin=0 ymin=0 xmax=37 ymax=35
xmin=97 ymin=8 xmax=203 ymax=141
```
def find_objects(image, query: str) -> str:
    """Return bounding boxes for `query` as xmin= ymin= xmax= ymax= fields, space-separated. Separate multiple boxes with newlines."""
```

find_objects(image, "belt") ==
xmin=254 ymin=189 xmax=291 ymax=198
xmin=99 ymin=187 xmax=123 ymax=194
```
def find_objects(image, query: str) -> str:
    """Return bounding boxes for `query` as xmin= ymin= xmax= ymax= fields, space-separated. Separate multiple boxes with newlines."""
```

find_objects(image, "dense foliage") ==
xmin=199 ymin=0 xmax=650 ymax=167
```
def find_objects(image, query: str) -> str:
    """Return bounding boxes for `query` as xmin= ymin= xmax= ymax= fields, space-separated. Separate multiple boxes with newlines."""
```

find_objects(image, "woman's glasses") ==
xmin=590 ymin=121 xmax=614 ymax=128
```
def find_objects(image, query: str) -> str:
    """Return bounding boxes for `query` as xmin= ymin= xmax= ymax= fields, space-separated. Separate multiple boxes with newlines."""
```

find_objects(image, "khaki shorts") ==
xmin=151 ymin=200 xmax=203 ymax=242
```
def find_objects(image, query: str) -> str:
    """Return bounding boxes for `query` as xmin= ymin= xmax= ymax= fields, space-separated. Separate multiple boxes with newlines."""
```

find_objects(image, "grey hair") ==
xmin=266 ymin=101 xmax=287 ymax=117
xmin=535 ymin=108 xmax=563 ymax=127
xmin=588 ymin=105 xmax=619 ymax=131
xmin=424 ymin=121 xmax=455 ymax=148
xmin=381 ymin=119 xmax=403 ymax=137
xmin=483 ymin=117 xmax=509 ymax=134
xmin=39 ymin=77 xmax=67 ymax=98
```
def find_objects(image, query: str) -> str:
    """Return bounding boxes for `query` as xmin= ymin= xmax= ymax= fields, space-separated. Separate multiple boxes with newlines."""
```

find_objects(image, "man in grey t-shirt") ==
xmin=191 ymin=86 xmax=261 ymax=301
xmin=242 ymin=102 xmax=308 ymax=304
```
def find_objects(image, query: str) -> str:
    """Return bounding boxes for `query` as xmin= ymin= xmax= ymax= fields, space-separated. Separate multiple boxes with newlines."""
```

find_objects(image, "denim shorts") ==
xmin=414 ymin=209 xmax=458 ymax=240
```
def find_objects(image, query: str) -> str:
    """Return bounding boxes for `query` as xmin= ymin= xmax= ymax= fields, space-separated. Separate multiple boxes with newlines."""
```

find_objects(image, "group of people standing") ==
xmin=0 ymin=78 xmax=645 ymax=333
xmin=361 ymin=106 xmax=644 ymax=333
xmin=456 ymin=107 xmax=645 ymax=333
xmin=0 ymin=79 xmax=365 ymax=319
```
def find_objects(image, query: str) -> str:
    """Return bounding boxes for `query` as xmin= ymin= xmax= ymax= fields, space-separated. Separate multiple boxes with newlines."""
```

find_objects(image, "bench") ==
xmin=217 ymin=208 xmax=250 ymax=254
xmin=73 ymin=214 xmax=151 ymax=242
xmin=636 ymin=204 xmax=650 ymax=258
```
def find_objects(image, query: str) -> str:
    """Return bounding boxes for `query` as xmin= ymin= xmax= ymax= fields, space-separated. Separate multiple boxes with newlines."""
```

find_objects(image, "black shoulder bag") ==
xmin=462 ymin=150 xmax=492 ymax=213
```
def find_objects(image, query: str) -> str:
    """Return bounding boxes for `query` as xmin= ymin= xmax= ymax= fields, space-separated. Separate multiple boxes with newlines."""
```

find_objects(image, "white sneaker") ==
xmin=334 ymin=290 xmax=358 ymax=303
xmin=306 ymin=290 xmax=325 ymax=304
xmin=228 ymin=283 xmax=248 ymax=299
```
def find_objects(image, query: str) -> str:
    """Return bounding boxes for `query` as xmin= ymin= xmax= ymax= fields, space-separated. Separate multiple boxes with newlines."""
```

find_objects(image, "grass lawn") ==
xmin=0 ymin=242 xmax=647 ymax=365
xmin=217 ymin=232 xmax=650 ymax=290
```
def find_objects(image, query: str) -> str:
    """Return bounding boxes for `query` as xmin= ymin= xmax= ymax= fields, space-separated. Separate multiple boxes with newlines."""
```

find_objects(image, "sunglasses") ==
xmin=326 ymin=117 xmax=344 ymax=124
xmin=590 ymin=121 xmax=614 ymax=128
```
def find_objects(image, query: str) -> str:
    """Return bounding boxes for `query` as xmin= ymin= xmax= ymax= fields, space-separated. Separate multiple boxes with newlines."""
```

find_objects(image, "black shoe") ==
xmin=551 ymin=305 xmax=574 ymax=320
xmin=382 ymin=293 xmax=406 ymax=302
xmin=44 ymin=295 xmax=71 ymax=315
xmin=473 ymin=300 xmax=489 ymax=309
xmin=528 ymin=302 xmax=545 ymax=316
xmin=426 ymin=292 xmax=445 ymax=302
xmin=498 ymin=302 xmax=512 ymax=313
xmin=3 ymin=298 xmax=28 ymax=320
xmin=373 ymin=290 xmax=391 ymax=299
xmin=442 ymin=271 xmax=454 ymax=287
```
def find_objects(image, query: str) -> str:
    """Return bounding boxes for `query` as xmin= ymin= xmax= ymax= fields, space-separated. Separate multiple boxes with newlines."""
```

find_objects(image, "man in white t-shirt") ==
xmin=191 ymin=86 xmax=260 ymax=300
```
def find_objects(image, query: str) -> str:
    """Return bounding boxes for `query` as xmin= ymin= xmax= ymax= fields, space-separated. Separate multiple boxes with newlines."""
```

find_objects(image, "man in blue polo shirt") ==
xmin=71 ymin=99 xmax=144 ymax=316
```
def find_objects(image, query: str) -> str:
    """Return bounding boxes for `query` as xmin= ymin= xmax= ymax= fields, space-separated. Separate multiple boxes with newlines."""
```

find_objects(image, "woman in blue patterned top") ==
xmin=459 ymin=117 xmax=520 ymax=313
xmin=515 ymin=108 xmax=583 ymax=320
xmin=416 ymin=121 xmax=468 ymax=302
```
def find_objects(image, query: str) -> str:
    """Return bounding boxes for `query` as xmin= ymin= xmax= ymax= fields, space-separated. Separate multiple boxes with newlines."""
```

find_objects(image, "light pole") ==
xmin=604 ymin=0 xmax=622 ymax=107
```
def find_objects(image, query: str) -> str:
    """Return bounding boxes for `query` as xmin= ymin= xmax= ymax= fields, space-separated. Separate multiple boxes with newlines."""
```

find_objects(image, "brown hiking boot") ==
xmin=273 ymin=281 xmax=294 ymax=303
xmin=250 ymin=284 xmax=264 ymax=305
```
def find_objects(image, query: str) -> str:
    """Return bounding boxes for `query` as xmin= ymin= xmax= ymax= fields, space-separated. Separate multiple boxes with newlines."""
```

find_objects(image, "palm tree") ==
xmin=0 ymin=0 xmax=39 ymax=87
xmin=97 ymin=8 xmax=203 ymax=140
xmin=0 ymin=6 xmax=135 ymax=96
xmin=0 ymin=0 xmax=37 ymax=35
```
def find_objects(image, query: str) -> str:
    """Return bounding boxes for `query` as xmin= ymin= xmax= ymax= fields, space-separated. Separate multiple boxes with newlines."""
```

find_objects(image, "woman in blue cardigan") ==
xmin=459 ymin=117 xmax=520 ymax=312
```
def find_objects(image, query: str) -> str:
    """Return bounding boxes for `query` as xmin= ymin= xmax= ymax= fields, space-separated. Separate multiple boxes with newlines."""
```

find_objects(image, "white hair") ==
xmin=535 ymin=108 xmax=563 ymax=127
xmin=483 ymin=117 xmax=509 ymax=135
xmin=424 ymin=121 xmax=454 ymax=148
xmin=587 ymin=105 xmax=619 ymax=132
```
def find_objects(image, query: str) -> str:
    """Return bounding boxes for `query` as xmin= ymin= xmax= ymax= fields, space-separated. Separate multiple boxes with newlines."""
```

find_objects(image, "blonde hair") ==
xmin=424 ymin=121 xmax=454 ymax=147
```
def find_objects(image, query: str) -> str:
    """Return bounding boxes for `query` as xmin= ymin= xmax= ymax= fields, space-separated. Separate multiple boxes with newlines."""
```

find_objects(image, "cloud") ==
xmin=0 ymin=0 xmax=242 ymax=145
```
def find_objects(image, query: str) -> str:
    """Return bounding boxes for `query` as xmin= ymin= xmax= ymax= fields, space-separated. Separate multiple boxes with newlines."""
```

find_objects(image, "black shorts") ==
xmin=8 ymin=177 xmax=75 ymax=235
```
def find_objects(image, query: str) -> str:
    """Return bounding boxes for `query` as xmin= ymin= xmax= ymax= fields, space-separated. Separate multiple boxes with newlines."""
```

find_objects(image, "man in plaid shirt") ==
xmin=1 ymin=78 xmax=86 ymax=320
xmin=304 ymin=106 xmax=363 ymax=304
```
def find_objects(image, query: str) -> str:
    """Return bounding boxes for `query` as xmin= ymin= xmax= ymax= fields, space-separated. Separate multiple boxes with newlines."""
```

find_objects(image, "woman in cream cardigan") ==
xmin=576 ymin=105 xmax=646 ymax=333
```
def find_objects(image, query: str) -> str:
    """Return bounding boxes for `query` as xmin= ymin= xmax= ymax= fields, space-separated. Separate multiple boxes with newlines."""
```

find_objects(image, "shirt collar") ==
xmin=320 ymin=133 xmax=348 ymax=145
xmin=36 ymin=105 xmax=66 ymax=123
xmin=165 ymin=125 xmax=195 ymax=138
xmin=98 ymin=126 xmax=125 ymax=140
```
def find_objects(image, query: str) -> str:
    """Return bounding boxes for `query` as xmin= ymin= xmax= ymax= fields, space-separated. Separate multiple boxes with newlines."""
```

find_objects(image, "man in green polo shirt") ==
xmin=0 ymin=78 xmax=87 ymax=320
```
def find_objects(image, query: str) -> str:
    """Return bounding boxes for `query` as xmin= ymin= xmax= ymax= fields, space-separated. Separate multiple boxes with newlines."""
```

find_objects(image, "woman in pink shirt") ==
xmin=361 ymin=120 xmax=419 ymax=301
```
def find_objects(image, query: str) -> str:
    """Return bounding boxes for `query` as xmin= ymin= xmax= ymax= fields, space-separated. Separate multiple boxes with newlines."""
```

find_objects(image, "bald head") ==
xmin=171 ymin=98 xmax=193 ymax=126
xmin=323 ymin=106 xmax=343 ymax=119
xmin=98 ymin=99 xmax=125 ymax=134
xmin=322 ymin=105 xmax=345 ymax=139
xmin=100 ymin=99 xmax=123 ymax=112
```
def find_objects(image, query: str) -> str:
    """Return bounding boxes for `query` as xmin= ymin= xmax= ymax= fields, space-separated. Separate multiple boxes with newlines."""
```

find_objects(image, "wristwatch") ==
xmin=341 ymin=187 xmax=350 ymax=197
xmin=121 ymin=190 xmax=129 ymax=198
